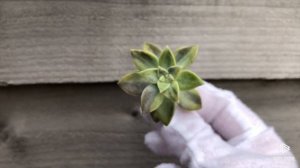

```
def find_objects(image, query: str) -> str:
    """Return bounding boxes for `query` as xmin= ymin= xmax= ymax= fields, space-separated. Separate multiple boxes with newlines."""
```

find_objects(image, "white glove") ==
xmin=144 ymin=82 xmax=298 ymax=168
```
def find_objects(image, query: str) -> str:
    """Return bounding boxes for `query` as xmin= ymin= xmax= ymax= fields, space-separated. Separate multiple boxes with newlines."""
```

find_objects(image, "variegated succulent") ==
xmin=118 ymin=43 xmax=204 ymax=125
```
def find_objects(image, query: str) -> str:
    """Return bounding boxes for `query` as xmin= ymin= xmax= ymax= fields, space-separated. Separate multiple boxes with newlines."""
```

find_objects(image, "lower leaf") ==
xmin=152 ymin=98 xmax=175 ymax=126
xmin=141 ymin=85 xmax=164 ymax=113
xmin=178 ymin=89 xmax=202 ymax=111
xmin=118 ymin=72 xmax=150 ymax=96
xmin=150 ymin=111 xmax=160 ymax=123
xmin=176 ymin=70 xmax=204 ymax=90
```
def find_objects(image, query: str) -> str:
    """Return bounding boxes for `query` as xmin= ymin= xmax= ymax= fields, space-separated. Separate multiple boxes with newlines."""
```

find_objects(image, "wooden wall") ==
xmin=0 ymin=80 xmax=299 ymax=167
xmin=1 ymin=0 xmax=300 ymax=85
xmin=0 ymin=1 xmax=299 ymax=167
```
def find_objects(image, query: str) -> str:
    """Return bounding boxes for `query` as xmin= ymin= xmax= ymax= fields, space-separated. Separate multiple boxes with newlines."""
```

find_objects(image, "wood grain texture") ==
xmin=1 ymin=0 xmax=300 ymax=84
xmin=0 ymin=80 xmax=299 ymax=167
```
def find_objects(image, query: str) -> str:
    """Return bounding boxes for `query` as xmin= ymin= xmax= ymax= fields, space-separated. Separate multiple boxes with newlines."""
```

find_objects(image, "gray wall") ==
xmin=1 ymin=0 xmax=300 ymax=84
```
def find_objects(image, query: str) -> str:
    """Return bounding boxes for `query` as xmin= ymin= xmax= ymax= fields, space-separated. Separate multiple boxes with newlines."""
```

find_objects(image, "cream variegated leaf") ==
xmin=141 ymin=85 xmax=164 ymax=113
xmin=175 ymin=45 xmax=199 ymax=68
xmin=179 ymin=89 xmax=201 ymax=110
xmin=131 ymin=49 xmax=158 ymax=70
xmin=152 ymin=98 xmax=175 ymax=126
xmin=143 ymin=42 xmax=162 ymax=57
xmin=176 ymin=70 xmax=204 ymax=90
xmin=159 ymin=47 xmax=176 ymax=69
xmin=118 ymin=71 xmax=151 ymax=96
xmin=138 ymin=68 xmax=159 ymax=84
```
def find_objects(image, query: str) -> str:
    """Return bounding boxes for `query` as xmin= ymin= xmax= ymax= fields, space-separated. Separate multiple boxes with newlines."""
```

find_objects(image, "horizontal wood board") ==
xmin=0 ymin=80 xmax=299 ymax=167
xmin=1 ymin=0 xmax=300 ymax=84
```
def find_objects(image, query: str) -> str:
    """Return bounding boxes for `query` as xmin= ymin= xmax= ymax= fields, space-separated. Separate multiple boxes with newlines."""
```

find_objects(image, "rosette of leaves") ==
xmin=118 ymin=43 xmax=204 ymax=125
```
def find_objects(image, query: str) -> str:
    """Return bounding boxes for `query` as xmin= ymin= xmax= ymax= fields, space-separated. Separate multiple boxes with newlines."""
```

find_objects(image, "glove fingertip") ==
xmin=145 ymin=131 xmax=172 ymax=156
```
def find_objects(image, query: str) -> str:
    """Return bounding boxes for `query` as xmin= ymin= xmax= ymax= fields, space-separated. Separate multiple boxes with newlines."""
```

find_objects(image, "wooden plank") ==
xmin=0 ymin=83 xmax=177 ymax=168
xmin=0 ymin=80 xmax=299 ymax=167
xmin=1 ymin=0 xmax=300 ymax=84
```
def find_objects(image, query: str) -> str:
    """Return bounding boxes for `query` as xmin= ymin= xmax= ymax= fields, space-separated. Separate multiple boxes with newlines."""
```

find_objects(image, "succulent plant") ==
xmin=118 ymin=43 xmax=204 ymax=125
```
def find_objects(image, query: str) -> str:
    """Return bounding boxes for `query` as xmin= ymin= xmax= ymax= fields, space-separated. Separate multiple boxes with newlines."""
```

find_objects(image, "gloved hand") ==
xmin=144 ymin=82 xmax=298 ymax=168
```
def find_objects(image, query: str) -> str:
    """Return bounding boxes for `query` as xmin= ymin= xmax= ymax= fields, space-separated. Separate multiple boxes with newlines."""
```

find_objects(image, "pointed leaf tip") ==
xmin=143 ymin=42 xmax=162 ymax=57
xmin=152 ymin=98 xmax=175 ymax=126
xmin=159 ymin=47 xmax=176 ymax=69
xmin=118 ymin=72 xmax=149 ymax=96
xmin=175 ymin=45 xmax=199 ymax=68
xmin=118 ymin=69 xmax=160 ymax=96
xmin=176 ymin=70 xmax=204 ymax=90
xmin=131 ymin=49 xmax=159 ymax=70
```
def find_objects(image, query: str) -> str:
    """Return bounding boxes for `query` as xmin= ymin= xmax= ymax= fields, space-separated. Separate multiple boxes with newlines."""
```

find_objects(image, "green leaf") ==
xmin=159 ymin=47 xmax=176 ymax=69
xmin=157 ymin=76 xmax=170 ymax=93
xmin=150 ymin=111 xmax=160 ymax=123
xmin=143 ymin=42 xmax=162 ymax=57
xmin=168 ymin=66 xmax=181 ymax=78
xmin=157 ymin=81 xmax=170 ymax=93
xmin=152 ymin=98 xmax=175 ymax=126
xmin=179 ymin=89 xmax=201 ymax=110
xmin=163 ymin=80 xmax=179 ymax=102
xmin=158 ymin=66 xmax=169 ymax=77
xmin=176 ymin=70 xmax=204 ymax=90
xmin=138 ymin=68 xmax=159 ymax=84
xmin=118 ymin=71 xmax=153 ymax=96
xmin=131 ymin=49 xmax=159 ymax=70
xmin=175 ymin=45 xmax=199 ymax=68
xmin=141 ymin=85 xmax=164 ymax=113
